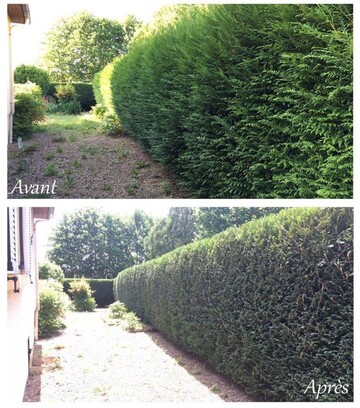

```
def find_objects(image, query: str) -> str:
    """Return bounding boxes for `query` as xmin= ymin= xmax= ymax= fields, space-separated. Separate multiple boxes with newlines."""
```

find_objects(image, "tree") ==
xmin=38 ymin=261 xmax=65 ymax=283
xmin=196 ymin=207 xmax=283 ymax=239
xmin=126 ymin=210 xmax=154 ymax=263
xmin=145 ymin=208 xmax=197 ymax=259
xmin=41 ymin=11 xmax=127 ymax=82
xmin=122 ymin=15 xmax=143 ymax=51
xmin=47 ymin=208 xmax=134 ymax=278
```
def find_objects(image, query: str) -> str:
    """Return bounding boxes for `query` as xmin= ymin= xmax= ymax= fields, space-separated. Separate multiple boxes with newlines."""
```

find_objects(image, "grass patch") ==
xmin=45 ymin=152 xmax=55 ymax=160
xmin=52 ymin=135 xmax=67 ymax=143
xmin=37 ymin=113 xmax=102 ymax=136
xmin=23 ymin=143 xmax=38 ymax=153
xmin=44 ymin=163 xmax=59 ymax=177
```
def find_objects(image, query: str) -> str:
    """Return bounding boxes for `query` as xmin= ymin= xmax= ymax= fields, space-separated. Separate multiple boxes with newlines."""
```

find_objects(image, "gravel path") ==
xmin=24 ymin=310 xmax=253 ymax=402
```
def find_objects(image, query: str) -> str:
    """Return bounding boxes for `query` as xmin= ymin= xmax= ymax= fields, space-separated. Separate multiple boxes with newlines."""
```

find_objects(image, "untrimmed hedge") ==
xmin=106 ymin=4 xmax=352 ymax=198
xmin=114 ymin=208 xmax=353 ymax=401
xmin=63 ymin=278 xmax=114 ymax=307
xmin=48 ymin=82 xmax=95 ymax=111
xmin=92 ymin=60 xmax=118 ymax=114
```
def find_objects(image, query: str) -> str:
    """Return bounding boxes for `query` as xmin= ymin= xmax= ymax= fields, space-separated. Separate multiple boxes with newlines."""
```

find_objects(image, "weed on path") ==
xmin=8 ymin=113 xmax=188 ymax=199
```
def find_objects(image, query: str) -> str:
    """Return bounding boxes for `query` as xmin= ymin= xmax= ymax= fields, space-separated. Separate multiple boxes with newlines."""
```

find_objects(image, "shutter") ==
xmin=7 ymin=207 xmax=18 ymax=273
xmin=21 ymin=208 xmax=34 ymax=275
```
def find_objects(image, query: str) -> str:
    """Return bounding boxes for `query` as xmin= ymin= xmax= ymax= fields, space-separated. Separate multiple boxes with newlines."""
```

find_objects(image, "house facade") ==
xmin=7 ymin=4 xmax=31 ymax=144
xmin=7 ymin=207 xmax=54 ymax=402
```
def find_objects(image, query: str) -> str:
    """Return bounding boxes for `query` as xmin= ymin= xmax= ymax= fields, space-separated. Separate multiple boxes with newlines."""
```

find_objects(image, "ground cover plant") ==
xmin=102 ymin=4 xmax=352 ymax=198
xmin=7 ymin=113 xmax=187 ymax=198
xmin=114 ymin=207 xmax=353 ymax=401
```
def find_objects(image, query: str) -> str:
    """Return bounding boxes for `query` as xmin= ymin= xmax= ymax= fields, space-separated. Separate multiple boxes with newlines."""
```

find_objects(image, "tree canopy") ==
xmin=48 ymin=208 xmax=137 ymax=278
xmin=41 ymin=11 xmax=132 ymax=82
xmin=47 ymin=207 xmax=282 ymax=278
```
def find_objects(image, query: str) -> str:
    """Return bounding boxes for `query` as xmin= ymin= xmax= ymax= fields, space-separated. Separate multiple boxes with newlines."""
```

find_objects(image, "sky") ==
xmin=10 ymin=0 xmax=177 ymax=67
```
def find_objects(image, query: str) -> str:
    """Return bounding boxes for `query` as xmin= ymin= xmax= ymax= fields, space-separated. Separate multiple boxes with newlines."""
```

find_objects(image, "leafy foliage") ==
xmin=13 ymin=82 xmax=45 ymax=138
xmin=55 ymin=83 xmax=82 ymax=114
xmin=68 ymin=278 xmax=97 ymax=312
xmin=39 ymin=261 xmax=65 ymax=283
xmin=114 ymin=208 xmax=353 ymax=401
xmin=42 ymin=11 xmax=127 ymax=82
xmin=145 ymin=207 xmax=197 ymax=259
xmin=14 ymin=64 xmax=51 ymax=96
xmin=47 ymin=208 xmax=152 ymax=278
xmin=49 ymin=82 xmax=95 ymax=111
xmin=106 ymin=4 xmax=352 ymax=198
xmin=38 ymin=280 xmax=70 ymax=338
xmin=92 ymin=59 xmax=118 ymax=114
xmin=63 ymin=278 xmax=114 ymax=307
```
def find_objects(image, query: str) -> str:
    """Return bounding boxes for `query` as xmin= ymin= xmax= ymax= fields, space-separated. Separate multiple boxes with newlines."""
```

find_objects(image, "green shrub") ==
xmin=14 ymin=64 xmax=51 ymax=96
xmin=101 ymin=112 xmax=123 ymax=136
xmin=109 ymin=301 xmax=128 ymax=319
xmin=91 ymin=103 xmax=107 ymax=119
xmin=109 ymin=4 xmax=352 ymax=198
xmin=55 ymin=83 xmax=82 ymax=114
xmin=49 ymin=82 xmax=95 ymax=111
xmin=114 ymin=208 xmax=353 ymax=401
xmin=38 ymin=280 xmax=70 ymax=338
xmin=39 ymin=261 xmax=65 ymax=283
xmin=107 ymin=302 xmax=144 ymax=332
xmin=123 ymin=311 xmax=143 ymax=332
xmin=63 ymin=278 xmax=114 ymax=307
xmin=68 ymin=278 xmax=97 ymax=311
xmin=13 ymin=82 xmax=45 ymax=138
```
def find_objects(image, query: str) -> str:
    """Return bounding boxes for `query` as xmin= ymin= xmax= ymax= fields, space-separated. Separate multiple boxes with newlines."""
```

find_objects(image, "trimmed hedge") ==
xmin=107 ymin=4 xmax=352 ymax=198
xmin=114 ymin=208 xmax=353 ymax=401
xmin=63 ymin=278 xmax=114 ymax=307
xmin=48 ymin=82 xmax=95 ymax=111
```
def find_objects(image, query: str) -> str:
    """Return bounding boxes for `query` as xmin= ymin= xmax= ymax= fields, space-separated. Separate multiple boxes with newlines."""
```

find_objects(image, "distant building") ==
xmin=7 ymin=207 xmax=54 ymax=402
xmin=7 ymin=4 xmax=31 ymax=143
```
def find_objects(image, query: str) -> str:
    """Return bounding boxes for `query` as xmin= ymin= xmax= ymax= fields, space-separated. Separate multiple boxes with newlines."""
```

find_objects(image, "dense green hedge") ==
xmin=114 ymin=208 xmax=353 ymax=401
xmin=63 ymin=278 xmax=114 ymax=307
xmin=48 ymin=82 xmax=95 ymax=111
xmin=107 ymin=4 xmax=352 ymax=198
xmin=92 ymin=60 xmax=117 ymax=114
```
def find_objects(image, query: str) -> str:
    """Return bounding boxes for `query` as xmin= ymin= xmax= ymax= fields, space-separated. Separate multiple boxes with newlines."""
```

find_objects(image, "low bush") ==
xmin=100 ymin=112 xmax=123 ymax=136
xmin=49 ymin=82 xmax=95 ymax=111
xmin=107 ymin=301 xmax=144 ymax=332
xmin=14 ymin=64 xmax=51 ymax=96
xmin=91 ymin=103 xmax=107 ymax=119
xmin=55 ymin=84 xmax=82 ymax=114
xmin=38 ymin=280 xmax=70 ymax=338
xmin=63 ymin=278 xmax=114 ymax=307
xmin=68 ymin=278 xmax=97 ymax=312
xmin=13 ymin=82 xmax=45 ymax=138
xmin=113 ymin=207 xmax=353 ymax=401
xmin=39 ymin=261 xmax=65 ymax=283
xmin=109 ymin=301 xmax=128 ymax=319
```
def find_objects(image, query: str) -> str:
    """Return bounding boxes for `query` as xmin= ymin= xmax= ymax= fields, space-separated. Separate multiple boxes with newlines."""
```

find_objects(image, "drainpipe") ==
xmin=8 ymin=22 xmax=15 ymax=144
xmin=33 ymin=219 xmax=42 ymax=340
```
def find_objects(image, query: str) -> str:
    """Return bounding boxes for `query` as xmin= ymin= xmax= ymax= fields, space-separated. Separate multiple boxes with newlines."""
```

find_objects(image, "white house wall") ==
xmin=7 ymin=281 xmax=37 ymax=402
